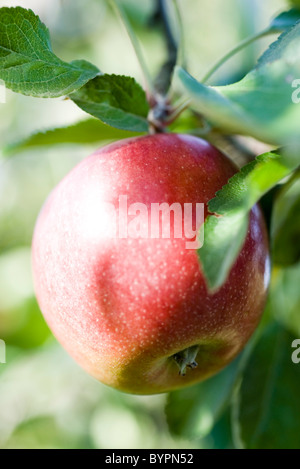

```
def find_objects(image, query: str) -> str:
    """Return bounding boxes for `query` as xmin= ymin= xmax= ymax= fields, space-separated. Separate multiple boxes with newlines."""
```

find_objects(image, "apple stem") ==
xmin=147 ymin=0 xmax=183 ymax=134
xmin=148 ymin=94 xmax=173 ymax=133
xmin=173 ymin=345 xmax=199 ymax=376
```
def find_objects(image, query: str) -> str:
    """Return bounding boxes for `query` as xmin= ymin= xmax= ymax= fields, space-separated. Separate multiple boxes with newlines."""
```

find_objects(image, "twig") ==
xmin=201 ymin=28 xmax=270 ymax=84
xmin=153 ymin=0 xmax=178 ymax=95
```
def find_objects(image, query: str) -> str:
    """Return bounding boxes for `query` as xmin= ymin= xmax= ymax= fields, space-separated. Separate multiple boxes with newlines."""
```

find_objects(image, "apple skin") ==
xmin=32 ymin=133 xmax=270 ymax=394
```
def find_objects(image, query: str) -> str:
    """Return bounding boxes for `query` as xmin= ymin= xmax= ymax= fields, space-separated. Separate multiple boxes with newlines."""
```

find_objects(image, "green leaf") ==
xmin=4 ymin=417 xmax=82 ymax=450
xmin=3 ymin=119 xmax=144 ymax=156
xmin=176 ymin=21 xmax=300 ymax=145
xmin=199 ymin=151 xmax=298 ymax=290
xmin=258 ymin=19 xmax=300 ymax=67
xmin=0 ymin=7 xmax=99 ymax=97
xmin=166 ymin=358 xmax=240 ymax=440
xmin=289 ymin=0 xmax=300 ymax=11
xmin=3 ymin=298 xmax=51 ymax=350
xmin=204 ymin=409 xmax=235 ymax=449
xmin=271 ymin=172 xmax=300 ymax=266
xmin=209 ymin=152 xmax=296 ymax=214
xmin=169 ymin=111 xmax=206 ymax=134
xmin=199 ymin=212 xmax=249 ymax=291
xmin=269 ymin=9 xmax=300 ymax=32
xmin=70 ymin=74 xmax=150 ymax=132
xmin=235 ymin=323 xmax=300 ymax=449
xmin=268 ymin=264 xmax=300 ymax=336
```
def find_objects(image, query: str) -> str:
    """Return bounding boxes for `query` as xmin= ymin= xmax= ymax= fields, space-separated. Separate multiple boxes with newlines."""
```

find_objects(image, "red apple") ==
xmin=32 ymin=134 xmax=269 ymax=394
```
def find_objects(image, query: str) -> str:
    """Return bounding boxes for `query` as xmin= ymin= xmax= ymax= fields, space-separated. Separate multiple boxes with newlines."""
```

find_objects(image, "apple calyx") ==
xmin=173 ymin=345 xmax=200 ymax=376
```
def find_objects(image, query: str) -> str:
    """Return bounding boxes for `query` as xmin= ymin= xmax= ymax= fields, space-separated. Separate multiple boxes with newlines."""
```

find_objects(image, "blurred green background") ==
xmin=0 ymin=0 xmax=289 ymax=449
